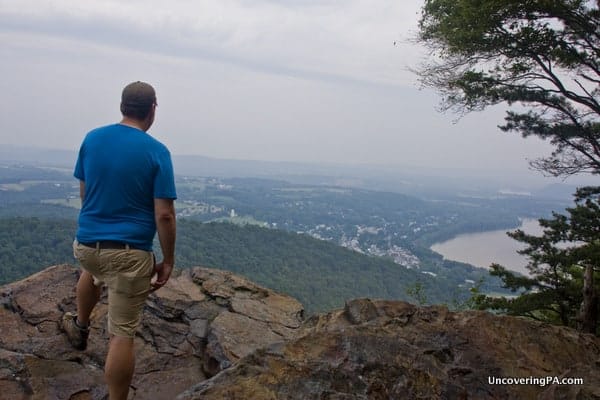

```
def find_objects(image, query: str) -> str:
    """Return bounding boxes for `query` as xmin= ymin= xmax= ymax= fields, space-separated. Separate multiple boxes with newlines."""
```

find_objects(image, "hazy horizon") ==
xmin=1 ymin=142 xmax=597 ymax=195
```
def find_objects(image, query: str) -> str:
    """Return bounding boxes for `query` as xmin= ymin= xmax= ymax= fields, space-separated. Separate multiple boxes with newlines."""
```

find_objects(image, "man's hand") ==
xmin=151 ymin=261 xmax=173 ymax=291
xmin=153 ymin=198 xmax=176 ymax=292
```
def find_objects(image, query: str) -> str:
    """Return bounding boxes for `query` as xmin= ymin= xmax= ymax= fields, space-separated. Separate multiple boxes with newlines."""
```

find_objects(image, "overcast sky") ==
xmin=0 ymin=0 xmax=582 ymax=184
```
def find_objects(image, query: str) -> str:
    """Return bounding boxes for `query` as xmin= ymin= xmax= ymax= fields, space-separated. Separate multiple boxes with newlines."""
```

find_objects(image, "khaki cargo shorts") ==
xmin=73 ymin=240 xmax=154 ymax=338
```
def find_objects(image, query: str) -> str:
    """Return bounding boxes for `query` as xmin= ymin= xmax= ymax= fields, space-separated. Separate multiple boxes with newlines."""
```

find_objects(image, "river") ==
xmin=430 ymin=218 xmax=543 ymax=276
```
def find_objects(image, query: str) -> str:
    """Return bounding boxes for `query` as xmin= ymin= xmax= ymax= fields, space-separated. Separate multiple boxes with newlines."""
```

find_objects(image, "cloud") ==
xmin=0 ymin=0 xmax=423 ymax=86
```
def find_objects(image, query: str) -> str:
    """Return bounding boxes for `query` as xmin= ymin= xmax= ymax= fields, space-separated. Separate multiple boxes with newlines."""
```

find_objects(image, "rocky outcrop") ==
xmin=0 ymin=265 xmax=304 ymax=400
xmin=2 ymin=267 xmax=600 ymax=400
xmin=178 ymin=298 xmax=600 ymax=400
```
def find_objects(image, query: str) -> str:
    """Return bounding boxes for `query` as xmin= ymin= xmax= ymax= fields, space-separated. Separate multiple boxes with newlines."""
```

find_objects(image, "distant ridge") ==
xmin=0 ymin=145 xmax=348 ymax=179
xmin=0 ymin=144 xmax=586 ymax=197
xmin=0 ymin=144 xmax=76 ymax=168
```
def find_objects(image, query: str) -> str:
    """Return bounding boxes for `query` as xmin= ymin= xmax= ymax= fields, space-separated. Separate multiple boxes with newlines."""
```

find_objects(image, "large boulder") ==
xmin=0 ymin=265 xmax=304 ymax=400
xmin=178 ymin=298 xmax=600 ymax=400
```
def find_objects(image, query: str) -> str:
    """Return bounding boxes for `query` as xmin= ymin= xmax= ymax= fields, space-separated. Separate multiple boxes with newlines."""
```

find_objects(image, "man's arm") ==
xmin=152 ymin=198 xmax=176 ymax=290
xmin=79 ymin=180 xmax=85 ymax=202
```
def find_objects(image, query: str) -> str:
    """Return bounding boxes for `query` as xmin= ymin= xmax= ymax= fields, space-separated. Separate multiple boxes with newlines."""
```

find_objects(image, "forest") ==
xmin=0 ymin=216 xmax=500 ymax=313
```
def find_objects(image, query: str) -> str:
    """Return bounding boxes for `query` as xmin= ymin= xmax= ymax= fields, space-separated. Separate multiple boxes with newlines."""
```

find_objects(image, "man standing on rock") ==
xmin=62 ymin=81 xmax=177 ymax=400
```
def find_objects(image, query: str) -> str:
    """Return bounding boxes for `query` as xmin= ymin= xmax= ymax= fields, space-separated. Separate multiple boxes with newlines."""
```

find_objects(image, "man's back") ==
xmin=74 ymin=123 xmax=175 ymax=250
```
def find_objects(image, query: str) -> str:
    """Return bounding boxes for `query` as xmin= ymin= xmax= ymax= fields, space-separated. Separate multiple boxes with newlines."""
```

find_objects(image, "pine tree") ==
xmin=417 ymin=0 xmax=600 ymax=177
xmin=475 ymin=187 xmax=600 ymax=334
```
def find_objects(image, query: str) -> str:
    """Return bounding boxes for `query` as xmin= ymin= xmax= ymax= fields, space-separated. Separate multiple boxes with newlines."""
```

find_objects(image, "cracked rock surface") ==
xmin=178 ymin=298 xmax=600 ymax=400
xmin=0 ymin=264 xmax=304 ymax=400
xmin=3 ymin=267 xmax=600 ymax=400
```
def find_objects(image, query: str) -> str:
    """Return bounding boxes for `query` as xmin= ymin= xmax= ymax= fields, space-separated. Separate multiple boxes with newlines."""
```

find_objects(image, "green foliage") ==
xmin=0 ymin=217 xmax=463 ymax=314
xmin=175 ymin=220 xmax=450 ymax=313
xmin=0 ymin=217 xmax=77 ymax=284
xmin=417 ymin=0 xmax=600 ymax=176
xmin=450 ymin=277 xmax=485 ymax=311
xmin=475 ymin=187 xmax=600 ymax=333
xmin=418 ymin=0 xmax=600 ymax=333
xmin=406 ymin=281 xmax=428 ymax=305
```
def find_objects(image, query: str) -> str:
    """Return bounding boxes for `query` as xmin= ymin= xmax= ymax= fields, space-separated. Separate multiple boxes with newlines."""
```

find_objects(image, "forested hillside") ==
xmin=175 ymin=220 xmax=453 ymax=312
xmin=0 ymin=217 xmax=77 ymax=283
xmin=0 ymin=217 xmax=476 ymax=313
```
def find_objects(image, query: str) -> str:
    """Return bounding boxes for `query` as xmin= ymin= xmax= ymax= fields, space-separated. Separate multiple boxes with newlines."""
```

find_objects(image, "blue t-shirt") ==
xmin=74 ymin=124 xmax=177 ymax=251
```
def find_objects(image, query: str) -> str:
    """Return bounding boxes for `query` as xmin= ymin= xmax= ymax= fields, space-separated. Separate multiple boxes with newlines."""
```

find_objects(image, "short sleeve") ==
xmin=74 ymin=144 xmax=85 ymax=181
xmin=153 ymin=149 xmax=177 ymax=199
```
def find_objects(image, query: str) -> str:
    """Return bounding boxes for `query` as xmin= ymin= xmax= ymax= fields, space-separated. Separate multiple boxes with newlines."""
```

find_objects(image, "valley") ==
xmin=0 ymin=163 xmax=572 ymax=311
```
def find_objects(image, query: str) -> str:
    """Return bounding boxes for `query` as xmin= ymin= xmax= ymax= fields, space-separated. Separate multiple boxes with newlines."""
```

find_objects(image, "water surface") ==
xmin=431 ymin=219 xmax=543 ymax=276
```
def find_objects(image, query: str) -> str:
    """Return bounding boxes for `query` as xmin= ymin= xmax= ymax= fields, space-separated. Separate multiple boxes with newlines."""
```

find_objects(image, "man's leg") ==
xmin=105 ymin=335 xmax=135 ymax=400
xmin=76 ymin=270 xmax=102 ymax=326
xmin=104 ymin=248 xmax=153 ymax=399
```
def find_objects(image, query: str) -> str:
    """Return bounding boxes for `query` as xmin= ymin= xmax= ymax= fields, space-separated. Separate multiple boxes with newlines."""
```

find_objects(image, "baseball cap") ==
xmin=121 ymin=81 xmax=156 ymax=108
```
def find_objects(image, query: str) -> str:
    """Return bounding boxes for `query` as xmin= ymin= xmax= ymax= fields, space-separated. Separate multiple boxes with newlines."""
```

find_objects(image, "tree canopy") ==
xmin=475 ymin=187 xmax=600 ymax=334
xmin=417 ymin=0 xmax=600 ymax=176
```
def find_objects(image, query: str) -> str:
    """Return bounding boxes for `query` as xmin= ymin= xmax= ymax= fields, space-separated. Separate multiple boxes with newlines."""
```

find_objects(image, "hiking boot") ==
xmin=61 ymin=312 xmax=89 ymax=351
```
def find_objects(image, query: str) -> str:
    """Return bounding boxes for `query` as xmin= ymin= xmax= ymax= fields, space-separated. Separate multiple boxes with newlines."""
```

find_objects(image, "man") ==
xmin=61 ymin=81 xmax=177 ymax=400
